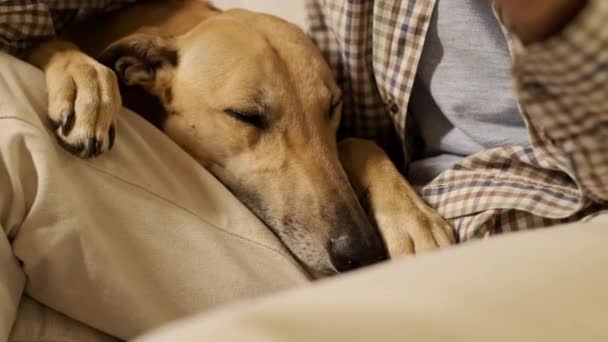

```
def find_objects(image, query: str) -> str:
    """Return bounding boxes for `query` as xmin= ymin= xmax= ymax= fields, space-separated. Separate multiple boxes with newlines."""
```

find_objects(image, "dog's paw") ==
xmin=45 ymin=50 xmax=121 ymax=158
xmin=338 ymin=138 xmax=456 ymax=258
xmin=372 ymin=199 xmax=456 ymax=257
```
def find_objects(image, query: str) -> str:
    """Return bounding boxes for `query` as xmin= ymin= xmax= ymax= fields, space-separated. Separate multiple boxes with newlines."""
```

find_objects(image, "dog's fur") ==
xmin=27 ymin=0 xmax=455 ymax=276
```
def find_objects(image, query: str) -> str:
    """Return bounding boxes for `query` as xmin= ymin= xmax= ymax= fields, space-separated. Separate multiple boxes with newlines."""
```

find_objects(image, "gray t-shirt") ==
xmin=407 ymin=0 xmax=529 ymax=185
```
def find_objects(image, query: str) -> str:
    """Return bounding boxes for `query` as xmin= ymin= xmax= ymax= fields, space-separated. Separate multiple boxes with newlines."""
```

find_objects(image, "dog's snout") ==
xmin=329 ymin=233 xmax=387 ymax=272
xmin=329 ymin=235 xmax=360 ymax=272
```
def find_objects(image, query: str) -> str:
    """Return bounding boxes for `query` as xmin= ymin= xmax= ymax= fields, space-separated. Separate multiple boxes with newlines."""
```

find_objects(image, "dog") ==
xmin=26 ymin=0 xmax=455 ymax=276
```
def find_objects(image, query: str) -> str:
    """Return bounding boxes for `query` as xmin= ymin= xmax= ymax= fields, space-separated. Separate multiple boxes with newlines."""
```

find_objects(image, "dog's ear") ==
xmin=99 ymin=33 xmax=178 ymax=94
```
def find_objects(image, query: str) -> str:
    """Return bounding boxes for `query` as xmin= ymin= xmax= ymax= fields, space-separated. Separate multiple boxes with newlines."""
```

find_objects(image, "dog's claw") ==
xmin=60 ymin=111 xmax=75 ymax=136
xmin=95 ymin=138 xmax=104 ymax=156
xmin=109 ymin=125 xmax=116 ymax=150
xmin=82 ymin=137 xmax=98 ymax=158
xmin=57 ymin=135 xmax=108 ymax=159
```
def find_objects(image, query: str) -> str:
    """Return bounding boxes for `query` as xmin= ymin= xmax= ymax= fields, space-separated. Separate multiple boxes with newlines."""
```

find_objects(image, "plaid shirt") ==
xmin=306 ymin=0 xmax=608 ymax=240
xmin=1 ymin=0 xmax=606 ymax=241
xmin=0 ymin=0 xmax=133 ymax=57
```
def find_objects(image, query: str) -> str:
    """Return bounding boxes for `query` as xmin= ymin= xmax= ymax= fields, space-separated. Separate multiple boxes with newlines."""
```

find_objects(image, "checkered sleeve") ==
xmin=0 ymin=0 xmax=133 ymax=57
xmin=304 ymin=0 xmax=403 ymax=160
xmin=509 ymin=0 xmax=608 ymax=203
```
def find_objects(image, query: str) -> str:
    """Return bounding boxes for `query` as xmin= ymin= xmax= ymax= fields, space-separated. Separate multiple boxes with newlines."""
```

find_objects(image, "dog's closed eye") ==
xmin=329 ymin=97 xmax=343 ymax=119
xmin=224 ymin=108 xmax=268 ymax=129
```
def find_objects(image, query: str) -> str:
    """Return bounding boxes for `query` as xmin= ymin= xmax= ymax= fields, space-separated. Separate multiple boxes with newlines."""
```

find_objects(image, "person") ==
xmin=0 ymin=0 xmax=606 ymax=341
xmin=306 ymin=0 xmax=606 ymax=239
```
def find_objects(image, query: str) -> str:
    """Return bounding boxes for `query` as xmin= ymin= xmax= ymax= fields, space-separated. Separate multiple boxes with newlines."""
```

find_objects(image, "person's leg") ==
xmin=9 ymin=297 xmax=121 ymax=342
xmin=135 ymin=213 xmax=608 ymax=342
xmin=0 ymin=227 xmax=23 ymax=341
xmin=0 ymin=52 xmax=308 ymax=341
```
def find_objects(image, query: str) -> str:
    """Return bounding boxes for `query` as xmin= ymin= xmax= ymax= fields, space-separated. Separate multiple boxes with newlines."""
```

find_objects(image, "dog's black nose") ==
xmin=329 ymin=234 xmax=387 ymax=272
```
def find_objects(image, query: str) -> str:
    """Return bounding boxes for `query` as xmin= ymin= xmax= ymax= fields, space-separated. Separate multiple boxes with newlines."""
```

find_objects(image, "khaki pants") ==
xmin=0 ymin=52 xmax=308 ymax=342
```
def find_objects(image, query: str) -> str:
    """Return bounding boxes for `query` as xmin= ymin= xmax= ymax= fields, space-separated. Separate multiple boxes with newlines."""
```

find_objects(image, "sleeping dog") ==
xmin=27 ymin=0 xmax=455 ymax=276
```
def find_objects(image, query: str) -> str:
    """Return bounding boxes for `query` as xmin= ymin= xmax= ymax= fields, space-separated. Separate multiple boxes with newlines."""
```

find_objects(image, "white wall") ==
xmin=212 ymin=0 xmax=307 ymax=28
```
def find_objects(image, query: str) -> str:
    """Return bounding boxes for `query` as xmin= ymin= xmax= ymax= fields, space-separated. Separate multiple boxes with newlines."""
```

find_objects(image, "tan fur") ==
xmin=339 ymin=139 xmax=456 ymax=257
xmin=26 ymin=0 xmax=454 ymax=276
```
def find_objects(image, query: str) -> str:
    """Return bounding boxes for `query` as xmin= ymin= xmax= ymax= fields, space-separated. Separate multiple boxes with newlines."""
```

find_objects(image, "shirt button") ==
xmin=389 ymin=102 xmax=399 ymax=113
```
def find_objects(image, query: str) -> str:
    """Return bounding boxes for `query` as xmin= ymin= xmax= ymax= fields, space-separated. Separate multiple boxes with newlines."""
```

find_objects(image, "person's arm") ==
xmin=0 ymin=2 xmax=69 ymax=57
xmin=0 ymin=1 xmax=133 ymax=58
xmin=496 ymin=0 xmax=608 ymax=203
xmin=494 ymin=0 xmax=587 ymax=45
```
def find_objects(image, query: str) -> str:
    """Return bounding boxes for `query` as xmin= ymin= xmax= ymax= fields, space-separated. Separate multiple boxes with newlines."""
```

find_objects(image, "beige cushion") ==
xmin=136 ymin=214 xmax=608 ymax=342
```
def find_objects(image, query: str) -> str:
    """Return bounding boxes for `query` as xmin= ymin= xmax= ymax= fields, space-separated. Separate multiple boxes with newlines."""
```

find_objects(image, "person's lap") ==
xmin=0 ymin=52 xmax=308 ymax=341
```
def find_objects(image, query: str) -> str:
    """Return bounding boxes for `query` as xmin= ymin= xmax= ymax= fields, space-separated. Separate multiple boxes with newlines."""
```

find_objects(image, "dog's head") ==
xmin=100 ymin=8 xmax=386 ymax=275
